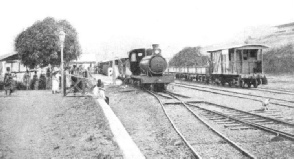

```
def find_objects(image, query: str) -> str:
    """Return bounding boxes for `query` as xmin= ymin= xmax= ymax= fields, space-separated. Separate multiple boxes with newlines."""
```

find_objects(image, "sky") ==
xmin=0 ymin=0 xmax=294 ymax=60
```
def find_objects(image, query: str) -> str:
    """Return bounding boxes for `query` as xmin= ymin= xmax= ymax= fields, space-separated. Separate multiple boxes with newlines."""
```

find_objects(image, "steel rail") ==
xmin=173 ymin=83 xmax=294 ymax=108
xmin=165 ymin=92 xmax=256 ymax=159
xmin=255 ymin=88 xmax=294 ymax=95
xmin=175 ymin=82 xmax=294 ymax=104
xmin=187 ymin=103 xmax=294 ymax=141
xmin=175 ymin=78 xmax=294 ymax=95
xmin=145 ymin=89 xmax=202 ymax=159
xmin=187 ymin=101 xmax=294 ymax=127
xmin=257 ymin=87 xmax=294 ymax=94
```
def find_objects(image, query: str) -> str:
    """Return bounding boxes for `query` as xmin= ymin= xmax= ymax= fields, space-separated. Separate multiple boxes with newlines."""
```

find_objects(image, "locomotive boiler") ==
xmin=139 ymin=54 xmax=167 ymax=76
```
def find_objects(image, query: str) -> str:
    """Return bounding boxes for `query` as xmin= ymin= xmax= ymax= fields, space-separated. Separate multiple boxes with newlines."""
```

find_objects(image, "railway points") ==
xmin=147 ymin=89 xmax=255 ymax=159
xmin=145 ymin=88 xmax=294 ymax=158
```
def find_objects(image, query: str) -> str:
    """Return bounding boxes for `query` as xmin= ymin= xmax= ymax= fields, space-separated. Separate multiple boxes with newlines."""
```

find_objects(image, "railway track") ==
xmin=256 ymin=87 xmax=294 ymax=95
xmin=147 ymin=89 xmax=255 ymax=159
xmin=173 ymin=82 xmax=294 ymax=109
xmin=176 ymin=78 xmax=294 ymax=96
xmin=147 ymin=90 xmax=294 ymax=158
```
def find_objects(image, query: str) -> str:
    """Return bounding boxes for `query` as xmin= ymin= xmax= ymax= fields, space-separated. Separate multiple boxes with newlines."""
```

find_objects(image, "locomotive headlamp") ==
xmin=154 ymin=49 xmax=161 ymax=54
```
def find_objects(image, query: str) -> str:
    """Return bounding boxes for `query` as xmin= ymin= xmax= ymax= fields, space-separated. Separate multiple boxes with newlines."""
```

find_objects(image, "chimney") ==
xmin=152 ymin=44 xmax=160 ymax=50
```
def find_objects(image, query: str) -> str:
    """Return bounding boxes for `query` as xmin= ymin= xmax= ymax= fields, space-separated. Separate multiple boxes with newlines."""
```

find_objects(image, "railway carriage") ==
xmin=98 ymin=57 xmax=130 ymax=78
xmin=169 ymin=44 xmax=268 ymax=88
xmin=168 ymin=66 xmax=209 ymax=82
xmin=97 ymin=60 xmax=113 ymax=76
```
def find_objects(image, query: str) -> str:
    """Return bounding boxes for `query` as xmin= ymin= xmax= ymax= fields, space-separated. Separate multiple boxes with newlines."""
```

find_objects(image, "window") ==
xmin=131 ymin=53 xmax=137 ymax=62
xmin=243 ymin=50 xmax=248 ymax=60
xmin=228 ymin=49 xmax=234 ymax=61
xmin=249 ymin=49 xmax=258 ymax=60
xmin=237 ymin=50 xmax=242 ymax=61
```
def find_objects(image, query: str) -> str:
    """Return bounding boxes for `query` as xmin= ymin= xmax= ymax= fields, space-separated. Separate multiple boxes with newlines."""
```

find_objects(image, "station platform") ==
xmin=90 ymin=74 xmax=145 ymax=159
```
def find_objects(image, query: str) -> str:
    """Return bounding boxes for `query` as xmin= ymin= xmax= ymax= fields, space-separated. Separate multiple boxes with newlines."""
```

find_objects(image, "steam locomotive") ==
xmin=127 ymin=44 xmax=174 ymax=91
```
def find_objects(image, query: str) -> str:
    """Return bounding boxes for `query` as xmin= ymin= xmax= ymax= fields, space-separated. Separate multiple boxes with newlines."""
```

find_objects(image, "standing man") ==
xmin=46 ymin=67 xmax=51 ymax=90
xmin=23 ymin=70 xmax=31 ymax=90
xmin=31 ymin=71 xmax=39 ymax=90
xmin=4 ymin=67 xmax=14 ymax=95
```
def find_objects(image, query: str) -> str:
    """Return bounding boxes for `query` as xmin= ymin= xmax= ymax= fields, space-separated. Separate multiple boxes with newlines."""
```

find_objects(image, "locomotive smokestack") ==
xmin=152 ymin=44 xmax=160 ymax=49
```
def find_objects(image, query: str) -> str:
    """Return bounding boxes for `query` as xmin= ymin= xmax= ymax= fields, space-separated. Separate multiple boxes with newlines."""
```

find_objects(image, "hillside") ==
xmin=249 ymin=32 xmax=294 ymax=48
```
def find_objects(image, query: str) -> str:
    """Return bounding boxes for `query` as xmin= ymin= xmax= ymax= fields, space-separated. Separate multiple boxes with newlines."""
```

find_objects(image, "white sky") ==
xmin=0 ymin=0 xmax=293 ymax=60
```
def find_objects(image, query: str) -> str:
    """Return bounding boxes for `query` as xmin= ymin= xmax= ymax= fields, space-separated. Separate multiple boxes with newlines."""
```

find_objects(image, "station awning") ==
xmin=207 ymin=44 xmax=269 ymax=53
xmin=0 ymin=52 xmax=19 ymax=62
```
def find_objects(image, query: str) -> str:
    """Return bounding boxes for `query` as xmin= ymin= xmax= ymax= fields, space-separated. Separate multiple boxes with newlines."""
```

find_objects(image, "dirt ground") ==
xmin=0 ymin=90 xmax=122 ymax=159
xmin=107 ymin=85 xmax=193 ymax=159
xmin=262 ymin=74 xmax=294 ymax=90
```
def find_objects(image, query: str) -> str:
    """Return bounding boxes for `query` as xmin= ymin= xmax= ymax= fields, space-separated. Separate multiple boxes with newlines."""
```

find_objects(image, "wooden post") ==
xmin=210 ymin=52 xmax=213 ymax=74
xmin=220 ymin=51 xmax=223 ymax=74
xmin=261 ymin=49 xmax=263 ymax=74
xmin=112 ymin=60 xmax=116 ymax=84
xmin=234 ymin=49 xmax=237 ymax=74
xmin=240 ymin=50 xmax=244 ymax=73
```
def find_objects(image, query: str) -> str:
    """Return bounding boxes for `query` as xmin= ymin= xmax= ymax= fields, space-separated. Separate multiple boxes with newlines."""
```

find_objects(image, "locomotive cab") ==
xmin=129 ymin=48 xmax=146 ymax=75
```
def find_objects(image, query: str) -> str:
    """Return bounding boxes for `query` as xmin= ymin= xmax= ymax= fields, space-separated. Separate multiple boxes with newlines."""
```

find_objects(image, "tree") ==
xmin=263 ymin=43 xmax=294 ymax=74
xmin=15 ymin=17 xmax=82 ymax=69
xmin=168 ymin=46 xmax=209 ymax=67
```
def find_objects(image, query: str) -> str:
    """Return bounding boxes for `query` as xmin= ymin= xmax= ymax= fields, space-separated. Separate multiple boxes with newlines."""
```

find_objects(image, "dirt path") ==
xmin=0 ymin=90 xmax=122 ymax=158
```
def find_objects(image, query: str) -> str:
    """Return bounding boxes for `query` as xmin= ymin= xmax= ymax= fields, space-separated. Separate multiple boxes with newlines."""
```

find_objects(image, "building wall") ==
xmin=0 ymin=60 xmax=28 ymax=82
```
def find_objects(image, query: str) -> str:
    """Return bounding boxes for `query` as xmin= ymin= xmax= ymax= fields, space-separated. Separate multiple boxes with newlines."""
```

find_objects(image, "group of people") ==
xmin=3 ymin=65 xmax=109 ymax=104
xmin=23 ymin=68 xmax=53 ymax=90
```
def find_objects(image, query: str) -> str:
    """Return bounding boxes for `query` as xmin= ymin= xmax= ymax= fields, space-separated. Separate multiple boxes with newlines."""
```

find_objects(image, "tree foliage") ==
xmin=168 ymin=46 xmax=209 ymax=67
xmin=263 ymin=43 xmax=294 ymax=74
xmin=15 ymin=17 xmax=82 ymax=69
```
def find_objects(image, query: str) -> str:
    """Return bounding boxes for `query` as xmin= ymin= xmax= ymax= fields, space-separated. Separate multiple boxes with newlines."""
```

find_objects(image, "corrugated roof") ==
xmin=207 ymin=44 xmax=269 ymax=53
xmin=0 ymin=52 xmax=18 ymax=61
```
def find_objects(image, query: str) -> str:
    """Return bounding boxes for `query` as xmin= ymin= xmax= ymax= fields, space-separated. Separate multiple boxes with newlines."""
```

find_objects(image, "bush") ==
xmin=169 ymin=46 xmax=209 ymax=67
xmin=0 ymin=81 xmax=4 ymax=90
xmin=264 ymin=43 xmax=294 ymax=74
xmin=15 ymin=82 xmax=27 ymax=90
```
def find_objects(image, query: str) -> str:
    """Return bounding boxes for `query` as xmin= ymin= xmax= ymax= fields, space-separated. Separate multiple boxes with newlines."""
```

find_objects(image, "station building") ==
xmin=0 ymin=52 xmax=27 ymax=82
